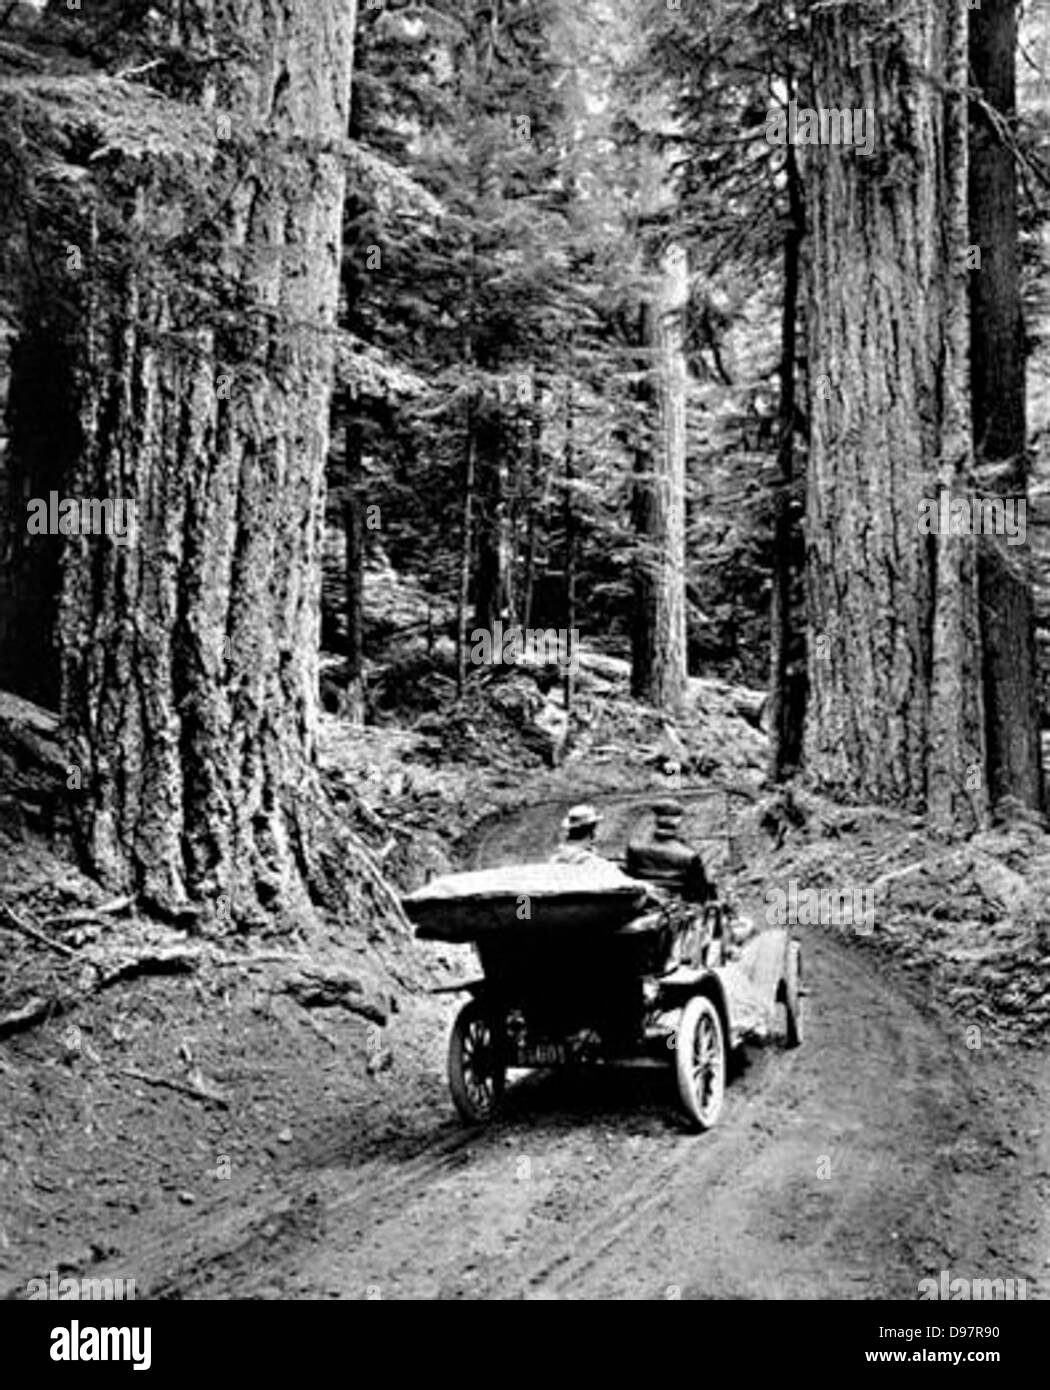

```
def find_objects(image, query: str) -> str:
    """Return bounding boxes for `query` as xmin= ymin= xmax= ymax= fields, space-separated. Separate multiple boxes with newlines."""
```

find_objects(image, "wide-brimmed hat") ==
xmin=562 ymin=803 xmax=602 ymax=832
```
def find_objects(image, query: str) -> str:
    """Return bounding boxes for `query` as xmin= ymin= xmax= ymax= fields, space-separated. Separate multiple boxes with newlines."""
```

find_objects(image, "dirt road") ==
xmin=106 ymin=795 xmax=1047 ymax=1301
xmin=209 ymin=931 xmax=1048 ymax=1298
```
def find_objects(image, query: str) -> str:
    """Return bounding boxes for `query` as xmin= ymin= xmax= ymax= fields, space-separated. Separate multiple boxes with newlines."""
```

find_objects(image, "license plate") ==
xmin=519 ymin=1041 xmax=567 ymax=1067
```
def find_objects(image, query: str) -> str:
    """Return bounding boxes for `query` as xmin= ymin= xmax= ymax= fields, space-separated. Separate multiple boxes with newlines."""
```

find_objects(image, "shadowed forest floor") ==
xmin=1 ymin=659 xmax=1048 ymax=1299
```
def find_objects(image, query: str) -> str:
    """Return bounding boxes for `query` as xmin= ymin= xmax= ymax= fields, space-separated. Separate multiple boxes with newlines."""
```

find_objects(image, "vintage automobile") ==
xmin=403 ymin=859 xmax=803 ymax=1130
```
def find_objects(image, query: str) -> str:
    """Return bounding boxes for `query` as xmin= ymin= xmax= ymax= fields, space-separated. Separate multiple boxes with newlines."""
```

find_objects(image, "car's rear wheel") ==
xmin=675 ymin=995 xmax=726 ymax=1130
xmin=448 ymin=999 xmax=505 ymax=1124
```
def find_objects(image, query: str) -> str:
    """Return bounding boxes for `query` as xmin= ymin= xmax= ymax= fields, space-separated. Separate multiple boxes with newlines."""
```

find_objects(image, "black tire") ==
xmin=675 ymin=995 xmax=726 ymax=1130
xmin=783 ymin=940 xmax=804 ymax=1048
xmin=448 ymin=999 xmax=506 ymax=1124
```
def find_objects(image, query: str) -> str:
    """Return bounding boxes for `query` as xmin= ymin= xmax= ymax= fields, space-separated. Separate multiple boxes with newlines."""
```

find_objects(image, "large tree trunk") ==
xmin=465 ymin=0 xmax=510 ymax=639
xmin=927 ymin=0 xmax=986 ymax=828
xmin=769 ymin=127 xmax=806 ymax=781
xmin=457 ymin=401 xmax=478 ymax=697
xmin=969 ymin=0 xmax=1043 ymax=813
xmin=520 ymin=398 xmax=547 ymax=632
xmin=7 ymin=1 xmax=359 ymax=925
xmin=802 ymin=0 xmax=986 ymax=829
xmin=343 ymin=402 xmax=366 ymax=726
xmin=1 ymin=311 xmax=79 ymax=706
xmin=632 ymin=243 xmax=688 ymax=713
xmin=563 ymin=379 xmax=576 ymax=716
xmin=472 ymin=395 xmax=510 ymax=633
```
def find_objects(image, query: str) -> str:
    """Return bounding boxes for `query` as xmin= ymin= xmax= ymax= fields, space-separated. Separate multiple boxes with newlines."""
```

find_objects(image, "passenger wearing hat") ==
xmin=626 ymin=799 xmax=715 ymax=904
xmin=550 ymin=803 xmax=605 ymax=865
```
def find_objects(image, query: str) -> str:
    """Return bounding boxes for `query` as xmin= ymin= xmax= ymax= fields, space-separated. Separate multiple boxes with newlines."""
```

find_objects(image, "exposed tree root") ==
xmin=116 ymin=1067 xmax=229 ymax=1109
xmin=0 ymin=902 xmax=75 ymax=957
xmin=0 ymin=996 xmax=57 ymax=1038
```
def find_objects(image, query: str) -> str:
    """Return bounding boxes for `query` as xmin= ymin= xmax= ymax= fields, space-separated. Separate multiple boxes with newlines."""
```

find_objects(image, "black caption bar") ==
xmin=2 ymin=1298 xmax=1037 ymax=1378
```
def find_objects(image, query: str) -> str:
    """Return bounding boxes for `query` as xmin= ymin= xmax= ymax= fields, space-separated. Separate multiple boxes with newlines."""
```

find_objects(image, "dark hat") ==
xmin=652 ymin=799 xmax=685 ymax=822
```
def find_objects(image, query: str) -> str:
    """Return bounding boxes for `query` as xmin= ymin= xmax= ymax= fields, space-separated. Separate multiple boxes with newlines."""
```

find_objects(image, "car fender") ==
xmin=656 ymin=967 xmax=733 ymax=1054
xmin=716 ymin=927 xmax=792 ymax=1043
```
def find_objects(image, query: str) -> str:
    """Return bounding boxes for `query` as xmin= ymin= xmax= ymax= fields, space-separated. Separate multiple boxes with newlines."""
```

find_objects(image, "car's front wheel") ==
xmin=675 ymin=995 xmax=726 ymax=1130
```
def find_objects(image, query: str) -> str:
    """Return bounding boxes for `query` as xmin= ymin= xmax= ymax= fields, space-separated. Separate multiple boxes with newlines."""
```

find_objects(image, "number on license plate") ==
xmin=522 ymin=1042 xmax=565 ymax=1066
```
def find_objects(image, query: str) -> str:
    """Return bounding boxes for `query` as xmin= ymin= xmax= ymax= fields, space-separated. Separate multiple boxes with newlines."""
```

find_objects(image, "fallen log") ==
xmin=93 ymin=949 xmax=203 ymax=989
xmin=575 ymin=651 xmax=631 ymax=685
xmin=0 ymin=903 xmax=76 ymax=958
xmin=279 ymin=964 xmax=388 ymax=1024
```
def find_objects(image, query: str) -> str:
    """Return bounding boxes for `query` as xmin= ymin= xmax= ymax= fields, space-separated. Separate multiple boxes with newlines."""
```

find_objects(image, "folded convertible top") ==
xmin=404 ymin=862 xmax=649 ymax=942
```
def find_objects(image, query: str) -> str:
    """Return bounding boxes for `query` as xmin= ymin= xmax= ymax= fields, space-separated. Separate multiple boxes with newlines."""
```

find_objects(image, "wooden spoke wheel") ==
xmin=448 ymin=999 xmax=506 ymax=1124
xmin=675 ymin=995 xmax=726 ymax=1130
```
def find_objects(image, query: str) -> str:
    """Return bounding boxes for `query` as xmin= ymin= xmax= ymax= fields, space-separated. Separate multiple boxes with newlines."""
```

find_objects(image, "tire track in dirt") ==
xmin=280 ymin=922 xmax=1043 ymax=1300
xmin=84 ymin=1114 xmax=482 ymax=1298
xmin=98 ymin=790 xmax=1047 ymax=1300
xmin=497 ymin=931 xmax=943 ymax=1300
xmin=501 ymin=1044 xmax=801 ymax=1298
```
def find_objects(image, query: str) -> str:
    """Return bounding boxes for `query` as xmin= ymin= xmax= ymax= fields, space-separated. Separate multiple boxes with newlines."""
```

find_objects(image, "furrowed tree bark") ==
xmin=927 ymin=0 xmax=986 ymax=828
xmin=1 ymin=310 xmax=78 ymax=706
xmin=467 ymin=1 xmax=510 ymax=639
xmin=9 ymin=1 xmax=361 ymax=925
xmin=769 ymin=121 xmax=805 ymax=781
xmin=520 ymin=396 xmax=548 ymax=633
xmin=802 ymin=0 xmax=986 ymax=829
xmin=456 ymin=399 xmax=477 ymax=697
xmin=472 ymin=394 xmax=509 ymax=634
xmin=457 ymin=207 xmax=479 ymax=696
xmin=563 ymin=378 xmax=576 ymax=716
xmin=632 ymin=242 xmax=688 ymax=714
xmin=344 ymin=399 xmax=366 ymax=726
xmin=969 ymin=0 xmax=1043 ymax=812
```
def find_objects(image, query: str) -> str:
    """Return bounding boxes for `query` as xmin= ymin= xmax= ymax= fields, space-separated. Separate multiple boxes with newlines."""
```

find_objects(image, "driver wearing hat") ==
xmin=626 ymin=799 xmax=715 ymax=904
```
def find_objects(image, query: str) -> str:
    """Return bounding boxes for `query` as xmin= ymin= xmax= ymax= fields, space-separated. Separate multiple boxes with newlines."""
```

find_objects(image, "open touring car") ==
xmin=404 ymin=856 xmax=803 ymax=1130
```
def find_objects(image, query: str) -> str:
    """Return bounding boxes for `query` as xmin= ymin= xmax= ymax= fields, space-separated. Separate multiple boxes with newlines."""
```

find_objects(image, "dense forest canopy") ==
xmin=6 ymin=0 xmax=1050 ymax=1324
xmin=1 ymin=0 xmax=1049 ymax=919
